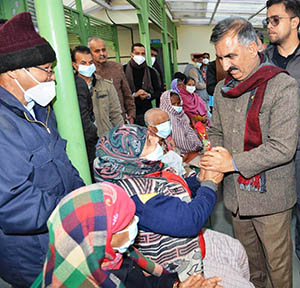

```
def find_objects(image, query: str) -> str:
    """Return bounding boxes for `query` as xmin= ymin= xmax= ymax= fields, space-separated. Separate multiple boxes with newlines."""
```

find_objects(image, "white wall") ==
xmin=176 ymin=25 xmax=216 ymax=63
xmin=90 ymin=10 xmax=217 ymax=68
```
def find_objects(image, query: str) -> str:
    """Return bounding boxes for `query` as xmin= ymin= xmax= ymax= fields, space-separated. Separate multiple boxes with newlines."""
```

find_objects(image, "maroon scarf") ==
xmin=222 ymin=63 xmax=287 ymax=192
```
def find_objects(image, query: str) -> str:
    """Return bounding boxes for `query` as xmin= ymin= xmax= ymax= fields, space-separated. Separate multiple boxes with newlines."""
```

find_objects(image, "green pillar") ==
xmin=161 ymin=3 xmax=171 ymax=89
xmin=172 ymin=23 xmax=178 ymax=73
xmin=34 ymin=0 xmax=92 ymax=184
xmin=112 ymin=25 xmax=121 ymax=63
xmin=137 ymin=0 xmax=152 ymax=66
xmin=75 ymin=0 xmax=88 ymax=45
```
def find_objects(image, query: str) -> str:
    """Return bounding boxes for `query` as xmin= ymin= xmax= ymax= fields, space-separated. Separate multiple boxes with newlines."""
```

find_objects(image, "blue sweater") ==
xmin=132 ymin=175 xmax=217 ymax=237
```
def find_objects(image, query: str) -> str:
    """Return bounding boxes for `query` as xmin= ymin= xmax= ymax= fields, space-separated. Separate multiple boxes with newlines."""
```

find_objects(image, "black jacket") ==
xmin=74 ymin=74 xmax=98 ymax=169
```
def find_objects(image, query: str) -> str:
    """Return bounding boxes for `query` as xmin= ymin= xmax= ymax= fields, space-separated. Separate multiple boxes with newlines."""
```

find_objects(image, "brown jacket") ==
xmin=96 ymin=61 xmax=136 ymax=120
xmin=209 ymin=72 xmax=299 ymax=216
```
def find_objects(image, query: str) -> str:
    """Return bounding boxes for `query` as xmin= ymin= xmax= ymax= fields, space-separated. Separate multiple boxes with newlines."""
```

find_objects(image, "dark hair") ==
xmin=173 ymin=72 xmax=186 ymax=82
xmin=71 ymin=45 xmax=91 ymax=62
xmin=151 ymin=46 xmax=158 ymax=53
xmin=266 ymin=0 xmax=300 ymax=19
xmin=0 ymin=19 xmax=7 ymax=25
xmin=184 ymin=76 xmax=195 ymax=85
xmin=210 ymin=17 xmax=257 ymax=47
xmin=255 ymin=30 xmax=264 ymax=44
xmin=202 ymin=52 xmax=210 ymax=58
xmin=131 ymin=42 xmax=145 ymax=52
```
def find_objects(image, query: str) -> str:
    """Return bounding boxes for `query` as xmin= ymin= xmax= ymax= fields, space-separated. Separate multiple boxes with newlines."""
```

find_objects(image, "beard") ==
xmin=268 ymin=28 xmax=292 ymax=45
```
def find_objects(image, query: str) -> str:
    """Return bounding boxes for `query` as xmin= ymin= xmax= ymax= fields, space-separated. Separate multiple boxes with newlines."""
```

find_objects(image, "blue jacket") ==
xmin=132 ymin=176 xmax=217 ymax=237
xmin=0 ymin=86 xmax=84 ymax=287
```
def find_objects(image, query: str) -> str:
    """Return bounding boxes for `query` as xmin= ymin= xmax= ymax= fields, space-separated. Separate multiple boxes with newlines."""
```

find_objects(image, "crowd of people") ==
xmin=0 ymin=0 xmax=300 ymax=287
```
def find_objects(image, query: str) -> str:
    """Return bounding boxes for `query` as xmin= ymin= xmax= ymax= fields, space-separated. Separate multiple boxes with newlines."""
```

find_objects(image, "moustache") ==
xmin=228 ymin=66 xmax=238 ymax=73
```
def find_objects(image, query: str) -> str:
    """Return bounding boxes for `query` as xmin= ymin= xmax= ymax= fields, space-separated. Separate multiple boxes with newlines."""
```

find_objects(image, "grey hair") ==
xmin=210 ymin=17 xmax=257 ymax=48
xmin=87 ymin=37 xmax=104 ymax=48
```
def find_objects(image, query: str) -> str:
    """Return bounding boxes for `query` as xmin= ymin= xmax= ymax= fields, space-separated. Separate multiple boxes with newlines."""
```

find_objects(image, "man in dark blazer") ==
xmin=200 ymin=17 xmax=299 ymax=288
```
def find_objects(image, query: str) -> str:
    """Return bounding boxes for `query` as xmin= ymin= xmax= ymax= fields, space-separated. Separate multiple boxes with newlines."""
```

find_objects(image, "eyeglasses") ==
xmin=262 ymin=15 xmax=296 ymax=28
xmin=35 ymin=66 xmax=54 ymax=76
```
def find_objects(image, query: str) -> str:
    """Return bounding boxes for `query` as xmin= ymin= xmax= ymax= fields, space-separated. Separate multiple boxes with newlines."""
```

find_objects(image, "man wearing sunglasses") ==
xmin=264 ymin=0 xmax=300 ymax=263
xmin=0 ymin=13 xmax=85 ymax=287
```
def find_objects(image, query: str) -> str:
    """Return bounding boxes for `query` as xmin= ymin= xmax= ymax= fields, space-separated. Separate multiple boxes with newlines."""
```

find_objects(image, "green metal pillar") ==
xmin=34 ymin=0 xmax=92 ymax=184
xmin=161 ymin=2 xmax=171 ymax=89
xmin=75 ymin=0 xmax=88 ymax=45
xmin=112 ymin=25 xmax=121 ymax=63
xmin=137 ymin=0 xmax=152 ymax=66
xmin=172 ymin=23 xmax=178 ymax=73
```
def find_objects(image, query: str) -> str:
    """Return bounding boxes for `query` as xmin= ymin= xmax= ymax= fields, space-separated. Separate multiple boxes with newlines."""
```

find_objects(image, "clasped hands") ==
xmin=134 ymin=89 xmax=150 ymax=100
xmin=199 ymin=146 xmax=235 ymax=184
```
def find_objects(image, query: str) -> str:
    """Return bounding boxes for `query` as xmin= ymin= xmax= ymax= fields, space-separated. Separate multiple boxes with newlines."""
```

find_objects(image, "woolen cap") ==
xmin=0 ymin=12 xmax=56 ymax=74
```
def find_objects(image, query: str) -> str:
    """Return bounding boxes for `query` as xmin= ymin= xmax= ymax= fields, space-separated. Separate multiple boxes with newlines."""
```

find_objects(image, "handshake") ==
xmin=198 ymin=168 xmax=224 ymax=185
xmin=197 ymin=146 xmax=235 ymax=185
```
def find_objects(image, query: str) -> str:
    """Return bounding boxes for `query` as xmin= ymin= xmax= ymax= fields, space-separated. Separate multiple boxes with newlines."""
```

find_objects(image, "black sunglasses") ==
xmin=262 ymin=15 xmax=296 ymax=28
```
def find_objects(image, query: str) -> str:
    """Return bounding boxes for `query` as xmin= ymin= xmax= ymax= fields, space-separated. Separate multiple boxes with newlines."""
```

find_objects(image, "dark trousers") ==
xmin=232 ymin=209 xmax=293 ymax=288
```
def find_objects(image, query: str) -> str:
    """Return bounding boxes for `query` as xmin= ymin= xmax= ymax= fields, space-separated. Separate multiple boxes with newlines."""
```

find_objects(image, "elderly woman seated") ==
xmin=159 ymin=90 xmax=203 ymax=155
xmin=40 ymin=183 xmax=222 ymax=288
xmin=94 ymin=125 xmax=255 ymax=288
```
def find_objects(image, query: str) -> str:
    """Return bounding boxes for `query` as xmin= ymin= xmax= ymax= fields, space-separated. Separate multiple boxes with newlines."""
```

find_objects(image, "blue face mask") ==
xmin=196 ymin=62 xmax=202 ymax=68
xmin=145 ymin=144 xmax=164 ymax=161
xmin=113 ymin=216 xmax=139 ymax=254
xmin=155 ymin=120 xmax=172 ymax=139
xmin=78 ymin=64 xmax=96 ymax=78
xmin=172 ymin=106 xmax=183 ymax=113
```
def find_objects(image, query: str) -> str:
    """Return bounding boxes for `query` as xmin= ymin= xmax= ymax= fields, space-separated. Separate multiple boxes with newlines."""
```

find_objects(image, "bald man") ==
xmin=88 ymin=38 xmax=136 ymax=124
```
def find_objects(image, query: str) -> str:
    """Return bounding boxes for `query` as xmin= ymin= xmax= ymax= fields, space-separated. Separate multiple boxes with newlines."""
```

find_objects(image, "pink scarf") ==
xmin=179 ymin=87 xmax=208 ymax=119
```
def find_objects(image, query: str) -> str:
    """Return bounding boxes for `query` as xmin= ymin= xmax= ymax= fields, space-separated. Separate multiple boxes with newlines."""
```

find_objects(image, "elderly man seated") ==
xmin=94 ymin=125 xmax=255 ymax=287
xmin=144 ymin=106 xmax=201 ymax=176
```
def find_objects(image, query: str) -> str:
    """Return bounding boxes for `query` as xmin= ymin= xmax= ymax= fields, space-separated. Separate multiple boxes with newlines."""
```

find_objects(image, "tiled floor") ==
xmin=1 ymin=192 xmax=300 ymax=287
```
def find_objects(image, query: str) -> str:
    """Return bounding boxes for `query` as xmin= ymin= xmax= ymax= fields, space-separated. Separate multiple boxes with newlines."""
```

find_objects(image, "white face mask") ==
xmin=113 ymin=216 xmax=139 ymax=254
xmin=133 ymin=55 xmax=146 ymax=66
xmin=202 ymin=58 xmax=209 ymax=65
xmin=186 ymin=85 xmax=196 ymax=94
xmin=151 ymin=56 xmax=156 ymax=66
xmin=15 ymin=68 xmax=56 ymax=107
xmin=145 ymin=144 xmax=164 ymax=161
xmin=78 ymin=63 xmax=96 ymax=78
xmin=196 ymin=62 xmax=202 ymax=68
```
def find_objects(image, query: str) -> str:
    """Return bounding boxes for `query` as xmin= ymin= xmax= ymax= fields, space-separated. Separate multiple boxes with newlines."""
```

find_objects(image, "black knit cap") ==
xmin=0 ymin=12 xmax=56 ymax=74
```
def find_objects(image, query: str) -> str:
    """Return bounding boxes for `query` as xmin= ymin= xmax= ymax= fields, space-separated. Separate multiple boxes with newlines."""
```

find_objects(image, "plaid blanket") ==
xmin=40 ymin=183 xmax=165 ymax=288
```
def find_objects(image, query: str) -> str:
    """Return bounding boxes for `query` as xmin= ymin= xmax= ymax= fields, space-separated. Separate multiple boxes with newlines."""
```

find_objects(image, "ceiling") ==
xmin=63 ymin=0 xmax=267 ymax=28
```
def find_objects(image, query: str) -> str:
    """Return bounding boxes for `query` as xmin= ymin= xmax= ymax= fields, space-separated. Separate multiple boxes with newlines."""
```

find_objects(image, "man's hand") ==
xmin=134 ymin=89 xmax=149 ymax=100
xmin=199 ymin=168 xmax=224 ymax=185
xmin=179 ymin=274 xmax=223 ymax=288
xmin=126 ymin=115 xmax=134 ymax=124
xmin=200 ymin=146 xmax=234 ymax=173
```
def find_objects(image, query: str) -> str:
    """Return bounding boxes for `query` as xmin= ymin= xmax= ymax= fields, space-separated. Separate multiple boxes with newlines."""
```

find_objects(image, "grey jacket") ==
xmin=209 ymin=72 xmax=299 ymax=216
xmin=265 ymin=44 xmax=300 ymax=149
xmin=92 ymin=74 xmax=124 ymax=138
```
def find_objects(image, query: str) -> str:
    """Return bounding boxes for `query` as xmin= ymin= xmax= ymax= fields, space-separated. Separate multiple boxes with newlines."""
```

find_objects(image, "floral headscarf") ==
xmin=94 ymin=124 xmax=163 ymax=182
